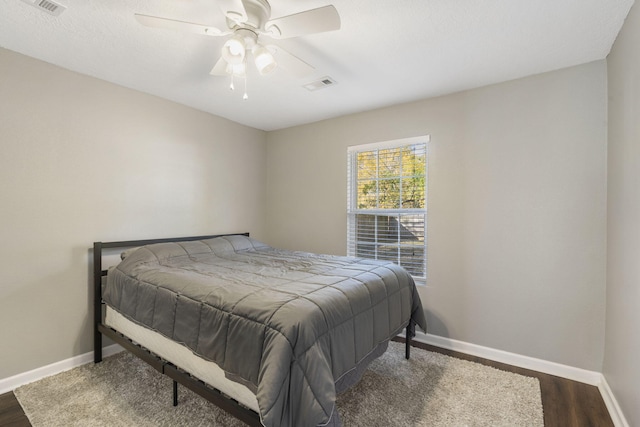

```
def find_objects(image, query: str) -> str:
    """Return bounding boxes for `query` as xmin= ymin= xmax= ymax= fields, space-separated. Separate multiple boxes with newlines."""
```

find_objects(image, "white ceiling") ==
xmin=0 ymin=0 xmax=634 ymax=131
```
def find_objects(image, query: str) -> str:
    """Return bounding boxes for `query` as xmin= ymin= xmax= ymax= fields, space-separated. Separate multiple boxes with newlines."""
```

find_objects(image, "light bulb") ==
xmin=228 ymin=41 xmax=243 ymax=56
xmin=253 ymin=45 xmax=277 ymax=75
xmin=221 ymin=36 xmax=245 ymax=65
xmin=231 ymin=62 xmax=246 ymax=77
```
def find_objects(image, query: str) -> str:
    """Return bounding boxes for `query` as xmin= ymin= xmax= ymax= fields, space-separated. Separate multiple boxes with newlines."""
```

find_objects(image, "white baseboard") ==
xmin=412 ymin=331 xmax=602 ymax=385
xmin=411 ymin=332 xmax=632 ymax=427
xmin=0 ymin=344 xmax=123 ymax=395
xmin=598 ymin=376 xmax=630 ymax=427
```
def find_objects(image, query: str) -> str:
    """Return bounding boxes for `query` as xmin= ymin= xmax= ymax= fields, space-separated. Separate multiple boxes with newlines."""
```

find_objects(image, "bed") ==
xmin=93 ymin=233 xmax=426 ymax=427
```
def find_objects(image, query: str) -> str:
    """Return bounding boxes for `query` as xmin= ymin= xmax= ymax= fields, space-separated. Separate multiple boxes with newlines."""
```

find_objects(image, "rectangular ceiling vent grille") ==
xmin=21 ymin=0 xmax=67 ymax=16
xmin=304 ymin=77 xmax=337 ymax=92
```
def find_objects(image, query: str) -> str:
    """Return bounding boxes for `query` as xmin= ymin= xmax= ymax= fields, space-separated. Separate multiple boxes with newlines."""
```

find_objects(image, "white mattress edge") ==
xmin=104 ymin=306 xmax=260 ymax=412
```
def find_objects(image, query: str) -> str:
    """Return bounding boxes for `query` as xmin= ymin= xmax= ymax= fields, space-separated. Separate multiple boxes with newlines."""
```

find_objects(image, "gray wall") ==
xmin=0 ymin=47 xmax=268 ymax=379
xmin=266 ymin=61 xmax=608 ymax=371
xmin=605 ymin=2 xmax=640 ymax=425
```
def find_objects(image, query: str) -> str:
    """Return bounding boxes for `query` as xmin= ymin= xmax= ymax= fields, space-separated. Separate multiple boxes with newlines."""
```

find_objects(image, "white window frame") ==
xmin=347 ymin=136 xmax=429 ymax=283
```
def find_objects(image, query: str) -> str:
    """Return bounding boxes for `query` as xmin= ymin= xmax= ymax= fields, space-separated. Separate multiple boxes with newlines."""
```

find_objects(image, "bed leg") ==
xmin=94 ymin=332 xmax=103 ymax=363
xmin=405 ymin=320 xmax=415 ymax=360
xmin=173 ymin=381 xmax=178 ymax=406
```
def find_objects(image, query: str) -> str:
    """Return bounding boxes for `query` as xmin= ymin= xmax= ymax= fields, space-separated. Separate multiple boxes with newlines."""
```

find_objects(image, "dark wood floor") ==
xmin=0 ymin=391 xmax=29 ymax=427
xmin=0 ymin=340 xmax=613 ymax=427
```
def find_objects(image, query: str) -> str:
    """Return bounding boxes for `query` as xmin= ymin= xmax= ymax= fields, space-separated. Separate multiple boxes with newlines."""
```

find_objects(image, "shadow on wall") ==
xmin=422 ymin=309 xmax=449 ymax=339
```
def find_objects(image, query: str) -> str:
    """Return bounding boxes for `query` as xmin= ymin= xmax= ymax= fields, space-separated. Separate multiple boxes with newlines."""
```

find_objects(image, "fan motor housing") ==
xmin=227 ymin=0 xmax=271 ymax=30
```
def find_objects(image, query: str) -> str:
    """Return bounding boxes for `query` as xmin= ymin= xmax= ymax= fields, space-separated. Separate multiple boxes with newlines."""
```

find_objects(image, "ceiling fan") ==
xmin=135 ymin=0 xmax=341 ymax=82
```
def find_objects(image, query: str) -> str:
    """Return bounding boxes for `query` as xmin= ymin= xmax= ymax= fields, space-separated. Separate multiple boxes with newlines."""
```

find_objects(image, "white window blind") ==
xmin=347 ymin=137 xmax=428 ymax=281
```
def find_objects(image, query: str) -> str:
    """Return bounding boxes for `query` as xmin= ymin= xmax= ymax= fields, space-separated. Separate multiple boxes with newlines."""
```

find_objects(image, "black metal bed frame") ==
xmin=93 ymin=232 xmax=415 ymax=427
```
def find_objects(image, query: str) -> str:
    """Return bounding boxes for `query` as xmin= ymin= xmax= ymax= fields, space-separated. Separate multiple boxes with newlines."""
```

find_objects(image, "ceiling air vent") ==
xmin=303 ymin=77 xmax=337 ymax=92
xmin=21 ymin=0 xmax=67 ymax=16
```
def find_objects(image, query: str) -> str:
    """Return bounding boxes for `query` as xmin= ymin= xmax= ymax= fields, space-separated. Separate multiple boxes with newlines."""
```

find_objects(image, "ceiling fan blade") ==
xmin=134 ymin=13 xmax=227 ymax=37
xmin=210 ymin=57 xmax=229 ymax=76
xmin=265 ymin=5 xmax=340 ymax=39
xmin=217 ymin=0 xmax=248 ymax=24
xmin=268 ymin=45 xmax=315 ymax=78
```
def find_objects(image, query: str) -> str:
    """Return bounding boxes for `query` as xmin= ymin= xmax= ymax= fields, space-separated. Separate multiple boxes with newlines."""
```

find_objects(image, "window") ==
xmin=347 ymin=137 xmax=428 ymax=281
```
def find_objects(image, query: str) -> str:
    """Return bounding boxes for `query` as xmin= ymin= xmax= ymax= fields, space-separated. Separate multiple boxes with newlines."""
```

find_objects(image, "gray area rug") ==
xmin=15 ymin=342 xmax=543 ymax=426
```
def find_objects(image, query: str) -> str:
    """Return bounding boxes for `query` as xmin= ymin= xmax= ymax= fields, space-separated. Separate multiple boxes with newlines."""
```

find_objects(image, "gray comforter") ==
xmin=103 ymin=235 xmax=426 ymax=427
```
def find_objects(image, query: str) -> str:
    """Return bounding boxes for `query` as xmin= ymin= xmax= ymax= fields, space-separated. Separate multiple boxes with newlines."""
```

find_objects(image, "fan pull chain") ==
xmin=229 ymin=74 xmax=235 ymax=91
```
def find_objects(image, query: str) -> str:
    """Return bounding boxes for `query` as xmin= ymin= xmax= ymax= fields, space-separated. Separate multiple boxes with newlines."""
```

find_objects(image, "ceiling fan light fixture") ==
xmin=135 ymin=0 xmax=341 ymax=98
xmin=221 ymin=35 xmax=246 ymax=65
xmin=253 ymin=45 xmax=277 ymax=75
